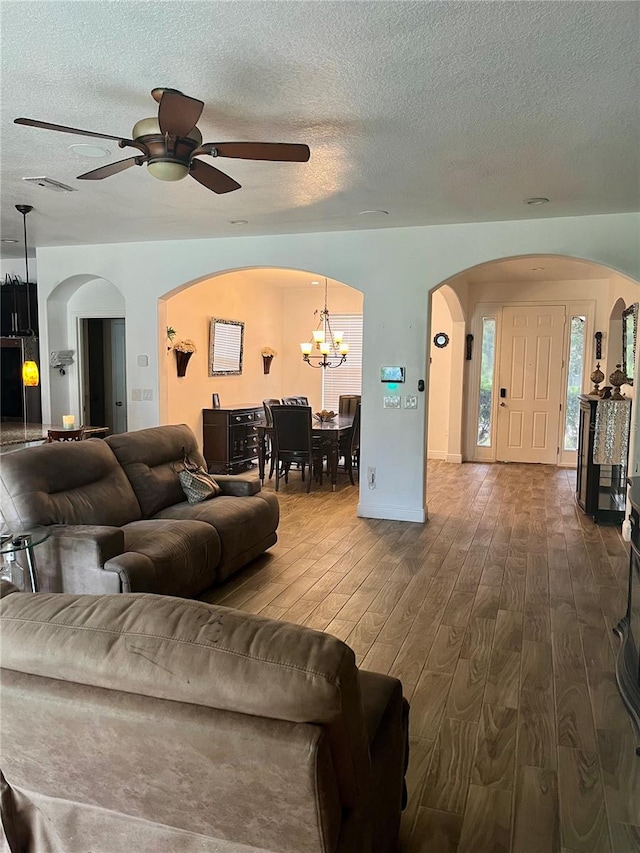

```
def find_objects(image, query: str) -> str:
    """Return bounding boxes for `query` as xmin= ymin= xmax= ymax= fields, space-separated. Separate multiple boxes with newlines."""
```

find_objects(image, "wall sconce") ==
xmin=465 ymin=334 xmax=474 ymax=361
xmin=50 ymin=350 xmax=75 ymax=376
xmin=594 ymin=331 xmax=603 ymax=360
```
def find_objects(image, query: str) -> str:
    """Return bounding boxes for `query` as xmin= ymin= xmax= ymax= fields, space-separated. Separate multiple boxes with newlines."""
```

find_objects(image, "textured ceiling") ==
xmin=1 ymin=1 xmax=638 ymax=258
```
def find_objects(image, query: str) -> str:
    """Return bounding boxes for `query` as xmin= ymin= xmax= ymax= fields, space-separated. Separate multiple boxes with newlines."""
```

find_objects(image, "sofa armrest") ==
xmin=38 ymin=526 xmax=126 ymax=593
xmin=212 ymin=473 xmax=262 ymax=497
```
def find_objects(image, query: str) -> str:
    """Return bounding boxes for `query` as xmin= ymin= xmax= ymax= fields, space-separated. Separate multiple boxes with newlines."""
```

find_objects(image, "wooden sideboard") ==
xmin=614 ymin=477 xmax=640 ymax=754
xmin=202 ymin=405 xmax=263 ymax=474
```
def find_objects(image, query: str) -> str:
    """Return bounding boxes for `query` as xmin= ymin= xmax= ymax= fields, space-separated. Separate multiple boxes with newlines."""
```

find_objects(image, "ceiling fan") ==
xmin=14 ymin=88 xmax=311 ymax=194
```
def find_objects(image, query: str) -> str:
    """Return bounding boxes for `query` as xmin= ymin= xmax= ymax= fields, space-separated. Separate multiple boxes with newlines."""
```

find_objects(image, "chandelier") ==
xmin=17 ymin=204 xmax=39 ymax=387
xmin=300 ymin=278 xmax=349 ymax=369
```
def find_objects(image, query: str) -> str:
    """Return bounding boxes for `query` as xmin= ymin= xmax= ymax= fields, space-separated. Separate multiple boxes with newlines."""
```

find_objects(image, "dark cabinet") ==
xmin=203 ymin=405 xmax=264 ymax=474
xmin=1 ymin=279 xmax=38 ymax=336
xmin=576 ymin=394 xmax=630 ymax=525
xmin=614 ymin=478 xmax=640 ymax=752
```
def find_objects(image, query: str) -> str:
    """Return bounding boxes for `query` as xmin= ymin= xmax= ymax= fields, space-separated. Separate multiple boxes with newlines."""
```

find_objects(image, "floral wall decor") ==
xmin=173 ymin=339 xmax=197 ymax=377
xmin=261 ymin=346 xmax=277 ymax=374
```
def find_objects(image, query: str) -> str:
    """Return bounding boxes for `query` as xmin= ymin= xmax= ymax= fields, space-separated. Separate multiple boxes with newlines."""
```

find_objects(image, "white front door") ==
xmin=496 ymin=305 xmax=566 ymax=464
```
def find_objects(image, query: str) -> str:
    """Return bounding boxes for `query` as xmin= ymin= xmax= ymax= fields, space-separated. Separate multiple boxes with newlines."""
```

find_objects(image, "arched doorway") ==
xmin=158 ymin=266 xmax=364 ymax=489
xmin=426 ymin=254 xmax=640 ymax=474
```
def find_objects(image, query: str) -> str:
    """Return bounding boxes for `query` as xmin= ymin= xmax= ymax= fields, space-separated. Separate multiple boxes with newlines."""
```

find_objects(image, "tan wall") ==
xmin=165 ymin=272 xmax=362 ymax=439
xmin=427 ymin=289 xmax=454 ymax=456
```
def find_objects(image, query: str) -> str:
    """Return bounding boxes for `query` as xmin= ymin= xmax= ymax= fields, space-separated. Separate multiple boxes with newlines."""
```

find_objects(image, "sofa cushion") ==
xmin=107 ymin=424 xmax=206 ymax=518
xmin=0 ymin=439 xmax=141 ymax=528
xmin=153 ymin=492 xmax=279 ymax=582
xmin=107 ymin=519 xmax=221 ymax=597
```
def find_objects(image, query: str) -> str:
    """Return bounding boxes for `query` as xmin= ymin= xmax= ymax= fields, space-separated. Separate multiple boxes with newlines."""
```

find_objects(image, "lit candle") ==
xmin=62 ymin=415 xmax=75 ymax=430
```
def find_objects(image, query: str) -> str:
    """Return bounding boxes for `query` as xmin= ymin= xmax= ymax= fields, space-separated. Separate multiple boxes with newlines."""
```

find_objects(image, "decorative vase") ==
xmin=175 ymin=350 xmax=193 ymax=377
xmin=262 ymin=355 xmax=273 ymax=375
xmin=609 ymin=363 xmax=628 ymax=400
xmin=590 ymin=362 xmax=605 ymax=395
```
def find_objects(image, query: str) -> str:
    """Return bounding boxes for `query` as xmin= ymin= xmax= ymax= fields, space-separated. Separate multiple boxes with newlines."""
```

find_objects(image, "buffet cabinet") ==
xmin=614 ymin=478 xmax=640 ymax=754
xmin=576 ymin=395 xmax=629 ymax=525
xmin=203 ymin=405 xmax=263 ymax=474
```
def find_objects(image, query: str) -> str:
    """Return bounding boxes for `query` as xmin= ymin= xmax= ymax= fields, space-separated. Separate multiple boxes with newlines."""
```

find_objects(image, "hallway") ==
xmin=203 ymin=460 xmax=639 ymax=852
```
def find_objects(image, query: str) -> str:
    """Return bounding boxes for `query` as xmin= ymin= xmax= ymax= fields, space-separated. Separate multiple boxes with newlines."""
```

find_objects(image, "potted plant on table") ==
xmin=173 ymin=339 xmax=197 ymax=377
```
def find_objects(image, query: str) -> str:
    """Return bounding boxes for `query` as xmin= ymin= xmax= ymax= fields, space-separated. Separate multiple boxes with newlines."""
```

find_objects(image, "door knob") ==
xmin=115 ymin=401 xmax=123 ymax=407
xmin=500 ymin=402 xmax=506 ymax=407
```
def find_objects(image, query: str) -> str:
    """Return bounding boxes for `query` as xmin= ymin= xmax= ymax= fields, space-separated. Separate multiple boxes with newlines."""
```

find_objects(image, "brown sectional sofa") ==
xmin=0 ymin=424 xmax=278 ymax=597
xmin=0 ymin=583 xmax=409 ymax=853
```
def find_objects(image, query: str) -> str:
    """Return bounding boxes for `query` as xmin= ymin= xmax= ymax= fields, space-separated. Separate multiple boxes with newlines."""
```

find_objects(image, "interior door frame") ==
xmin=465 ymin=299 xmax=595 ymax=465
xmin=73 ymin=311 xmax=127 ymax=429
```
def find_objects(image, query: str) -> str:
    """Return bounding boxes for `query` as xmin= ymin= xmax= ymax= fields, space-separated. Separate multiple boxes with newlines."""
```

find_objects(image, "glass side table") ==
xmin=0 ymin=527 xmax=49 ymax=592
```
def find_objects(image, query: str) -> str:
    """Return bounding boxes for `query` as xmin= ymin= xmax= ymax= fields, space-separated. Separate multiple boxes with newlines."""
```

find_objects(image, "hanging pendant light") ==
xmin=16 ymin=204 xmax=39 ymax=387
xmin=300 ymin=278 xmax=349 ymax=369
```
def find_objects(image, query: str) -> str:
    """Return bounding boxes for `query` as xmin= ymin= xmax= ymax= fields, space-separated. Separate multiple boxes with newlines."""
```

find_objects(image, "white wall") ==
xmin=35 ymin=212 xmax=640 ymax=522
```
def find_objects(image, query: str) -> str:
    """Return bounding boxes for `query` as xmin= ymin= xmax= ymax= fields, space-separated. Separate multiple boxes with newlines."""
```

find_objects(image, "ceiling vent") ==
xmin=22 ymin=176 xmax=76 ymax=193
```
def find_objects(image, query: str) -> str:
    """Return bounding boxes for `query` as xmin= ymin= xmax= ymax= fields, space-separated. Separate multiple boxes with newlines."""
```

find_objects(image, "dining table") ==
xmin=256 ymin=414 xmax=355 ymax=491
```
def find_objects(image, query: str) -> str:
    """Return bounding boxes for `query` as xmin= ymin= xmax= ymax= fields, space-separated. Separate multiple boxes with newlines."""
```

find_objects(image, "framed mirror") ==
xmin=209 ymin=318 xmax=244 ymax=376
xmin=622 ymin=303 xmax=638 ymax=385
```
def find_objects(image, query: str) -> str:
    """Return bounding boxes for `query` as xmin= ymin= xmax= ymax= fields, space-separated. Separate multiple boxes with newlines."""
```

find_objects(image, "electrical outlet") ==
xmin=367 ymin=466 xmax=376 ymax=488
xmin=131 ymin=388 xmax=142 ymax=401
xmin=142 ymin=388 xmax=153 ymax=401
xmin=404 ymin=395 xmax=418 ymax=409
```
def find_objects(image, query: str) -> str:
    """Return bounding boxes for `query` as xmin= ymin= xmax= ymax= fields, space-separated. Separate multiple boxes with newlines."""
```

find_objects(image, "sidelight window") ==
xmin=563 ymin=315 xmax=586 ymax=451
xmin=477 ymin=317 xmax=496 ymax=447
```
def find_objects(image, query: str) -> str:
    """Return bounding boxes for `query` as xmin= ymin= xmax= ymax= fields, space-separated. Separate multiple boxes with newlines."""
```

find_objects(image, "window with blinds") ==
xmin=322 ymin=314 xmax=363 ymax=411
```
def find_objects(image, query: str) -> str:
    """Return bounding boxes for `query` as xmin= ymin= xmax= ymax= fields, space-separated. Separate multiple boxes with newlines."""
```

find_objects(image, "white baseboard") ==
xmin=427 ymin=450 xmax=462 ymax=464
xmin=357 ymin=502 xmax=426 ymax=523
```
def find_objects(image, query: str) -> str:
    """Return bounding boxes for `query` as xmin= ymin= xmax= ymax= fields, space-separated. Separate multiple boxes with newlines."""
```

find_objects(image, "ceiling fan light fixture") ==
xmin=147 ymin=160 xmax=190 ymax=182
xmin=132 ymin=117 xmax=202 ymax=146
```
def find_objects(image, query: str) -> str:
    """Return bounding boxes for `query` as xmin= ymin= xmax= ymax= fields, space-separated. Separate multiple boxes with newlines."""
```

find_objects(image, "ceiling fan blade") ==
xmin=77 ymin=157 xmax=145 ymax=180
xmin=158 ymin=91 xmax=204 ymax=137
xmin=14 ymin=117 xmax=134 ymax=144
xmin=190 ymin=159 xmax=241 ymax=194
xmin=197 ymin=142 xmax=311 ymax=162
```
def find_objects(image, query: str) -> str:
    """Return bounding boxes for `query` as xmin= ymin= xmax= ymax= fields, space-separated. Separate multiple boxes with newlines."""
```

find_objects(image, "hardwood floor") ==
xmin=203 ymin=460 xmax=640 ymax=853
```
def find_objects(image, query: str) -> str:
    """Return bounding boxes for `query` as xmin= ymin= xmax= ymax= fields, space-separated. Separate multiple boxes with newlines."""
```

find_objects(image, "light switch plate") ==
xmin=131 ymin=388 xmax=142 ymax=401
xmin=383 ymin=395 xmax=401 ymax=408
xmin=142 ymin=388 xmax=153 ymax=401
xmin=404 ymin=395 xmax=418 ymax=409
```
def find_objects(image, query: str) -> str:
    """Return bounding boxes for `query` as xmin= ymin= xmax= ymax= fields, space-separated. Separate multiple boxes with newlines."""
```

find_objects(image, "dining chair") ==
xmin=339 ymin=401 xmax=361 ymax=485
xmin=270 ymin=405 xmax=325 ymax=492
xmin=282 ymin=396 xmax=309 ymax=406
xmin=47 ymin=428 xmax=85 ymax=442
xmin=262 ymin=399 xmax=281 ymax=479
xmin=338 ymin=394 xmax=361 ymax=416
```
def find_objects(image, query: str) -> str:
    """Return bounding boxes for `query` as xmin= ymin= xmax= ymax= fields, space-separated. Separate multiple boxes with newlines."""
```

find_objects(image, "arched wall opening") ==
xmin=158 ymin=266 xmax=364 ymax=448
xmin=44 ymin=274 xmax=125 ymax=425
xmin=425 ymin=254 xmax=640 ymax=486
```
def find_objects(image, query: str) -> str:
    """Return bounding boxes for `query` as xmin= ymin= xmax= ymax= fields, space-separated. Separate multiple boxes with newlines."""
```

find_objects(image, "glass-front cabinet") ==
xmin=575 ymin=395 xmax=630 ymax=525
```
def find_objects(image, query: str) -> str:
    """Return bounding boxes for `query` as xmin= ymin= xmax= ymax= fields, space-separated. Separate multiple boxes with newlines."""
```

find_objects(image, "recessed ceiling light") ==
xmin=229 ymin=219 xmax=248 ymax=225
xmin=523 ymin=197 xmax=550 ymax=205
xmin=359 ymin=209 xmax=389 ymax=216
xmin=1 ymin=238 xmax=18 ymax=243
xmin=310 ymin=280 xmax=320 ymax=286
xmin=68 ymin=143 xmax=111 ymax=158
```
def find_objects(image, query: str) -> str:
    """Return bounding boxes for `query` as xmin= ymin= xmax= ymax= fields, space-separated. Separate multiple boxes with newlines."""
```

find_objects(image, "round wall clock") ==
xmin=433 ymin=332 xmax=449 ymax=348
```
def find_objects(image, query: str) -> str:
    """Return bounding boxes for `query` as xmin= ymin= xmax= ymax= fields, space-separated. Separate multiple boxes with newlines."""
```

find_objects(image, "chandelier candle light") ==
xmin=300 ymin=278 xmax=349 ymax=369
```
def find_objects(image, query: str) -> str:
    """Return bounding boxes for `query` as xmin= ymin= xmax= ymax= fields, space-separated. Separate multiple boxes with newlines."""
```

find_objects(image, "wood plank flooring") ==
xmin=202 ymin=460 xmax=640 ymax=853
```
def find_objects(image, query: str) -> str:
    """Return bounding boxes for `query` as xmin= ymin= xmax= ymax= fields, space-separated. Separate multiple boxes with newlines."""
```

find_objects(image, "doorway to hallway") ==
xmin=80 ymin=317 xmax=127 ymax=434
